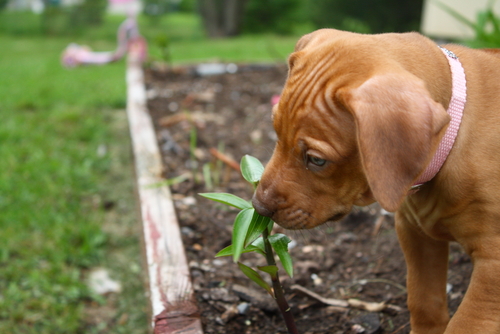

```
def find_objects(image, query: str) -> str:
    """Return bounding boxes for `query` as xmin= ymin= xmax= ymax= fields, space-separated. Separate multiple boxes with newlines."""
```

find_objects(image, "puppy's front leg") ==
xmin=395 ymin=214 xmax=450 ymax=334
xmin=444 ymin=250 xmax=500 ymax=333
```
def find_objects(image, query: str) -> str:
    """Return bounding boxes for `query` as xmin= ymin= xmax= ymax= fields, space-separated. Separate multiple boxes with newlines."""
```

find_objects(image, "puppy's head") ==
xmin=253 ymin=29 xmax=450 ymax=230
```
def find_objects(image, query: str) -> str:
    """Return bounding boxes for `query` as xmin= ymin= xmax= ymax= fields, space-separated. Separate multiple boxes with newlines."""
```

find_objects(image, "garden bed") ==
xmin=142 ymin=62 xmax=472 ymax=334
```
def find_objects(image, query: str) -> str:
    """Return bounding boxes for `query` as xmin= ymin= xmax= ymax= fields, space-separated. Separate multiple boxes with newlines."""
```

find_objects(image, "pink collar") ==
xmin=412 ymin=46 xmax=467 ymax=190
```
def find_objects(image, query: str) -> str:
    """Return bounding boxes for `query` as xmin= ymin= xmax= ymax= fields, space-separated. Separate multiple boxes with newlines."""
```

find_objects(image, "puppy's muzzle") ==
xmin=252 ymin=195 xmax=275 ymax=218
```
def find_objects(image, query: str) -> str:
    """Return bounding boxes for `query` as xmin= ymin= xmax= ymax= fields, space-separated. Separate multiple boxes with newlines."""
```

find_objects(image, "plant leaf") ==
xmin=215 ymin=244 xmax=263 ymax=258
xmin=147 ymin=173 xmax=191 ymax=188
xmin=199 ymin=192 xmax=251 ymax=210
xmin=251 ymin=237 xmax=266 ymax=253
xmin=269 ymin=234 xmax=294 ymax=278
xmin=244 ymin=210 xmax=272 ymax=248
xmin=267 ymin=219 xmax=274 ymax=233
xmin=202 ymin=164 xmax=213 ymax=191
xmin=258 ymin=265 xmax=279 ymax=276
xmin=240 ymin=155 xmax=264 ymax=184
xmin=232 ymin=208 xmax=255 ymax=262
xmin=238 ymin=262 xmax=274 ymax=297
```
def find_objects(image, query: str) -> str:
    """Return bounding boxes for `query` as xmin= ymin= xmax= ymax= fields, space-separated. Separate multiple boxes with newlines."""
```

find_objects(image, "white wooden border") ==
xmin=126 ymin=56 xmax=203 ymax=334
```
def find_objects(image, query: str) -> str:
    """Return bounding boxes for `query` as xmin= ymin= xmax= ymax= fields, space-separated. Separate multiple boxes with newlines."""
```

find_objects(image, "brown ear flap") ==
xmin=338 ymin=73 xmax=450 ymax=211
xmin=294 ymin=29 xmax=334 ymax=52
xmin=288 ymin=33 xmax=315 ymax=71
xmin=294 ymin=32 xmax=314 ymax=51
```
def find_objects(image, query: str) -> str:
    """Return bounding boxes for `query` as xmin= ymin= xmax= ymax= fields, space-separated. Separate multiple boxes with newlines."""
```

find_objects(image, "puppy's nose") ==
xmin=252 ymin=195 xmax=275 ymax=218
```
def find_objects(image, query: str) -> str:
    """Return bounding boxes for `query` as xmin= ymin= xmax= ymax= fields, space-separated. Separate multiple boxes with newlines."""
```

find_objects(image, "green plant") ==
xmin=189 ymin=123 xmax=197 ymax=161
xmin=188 ymin=123 xmax=202 ymax=184
xmin=0 ymin=0 xmax=8 ymax=11
xmin=200 ymin=155 xmax=298 ymax=334
xmin=41 ymin=0 xmax=107 ymax=36
xmin=154 ymin=32 xmax=172 ymax=65
xmin=309 ymin=0 xmax=423 ymax=33
xmin=143 ymin=0 xmax=176 ymax=23
xmin=242 ymin=0 xmax=307 ymax=35
xmin=437 ymin=0 xmax=500 ymax=48
xmin=202 ymin=142 xmax=226 ymax=190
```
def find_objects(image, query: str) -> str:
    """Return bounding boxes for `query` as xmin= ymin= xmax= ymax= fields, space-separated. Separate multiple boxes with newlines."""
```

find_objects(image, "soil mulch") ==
xmin=143 ymin=62 xmax=472 ymax=334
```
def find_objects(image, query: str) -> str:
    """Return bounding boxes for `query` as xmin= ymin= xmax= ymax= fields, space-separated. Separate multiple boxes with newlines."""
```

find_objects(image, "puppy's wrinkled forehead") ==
xmin=273 ymin=55 xmax=333 ymax=138
xmin=273 ymin=30 xmax=378 ymax=143
xmin=273 ymin=58 xmax=343 ymax=143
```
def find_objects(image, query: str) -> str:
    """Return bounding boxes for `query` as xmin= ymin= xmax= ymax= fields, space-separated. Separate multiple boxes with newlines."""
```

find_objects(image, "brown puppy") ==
xmin=253 ymin=29 xmax=500 ymax=334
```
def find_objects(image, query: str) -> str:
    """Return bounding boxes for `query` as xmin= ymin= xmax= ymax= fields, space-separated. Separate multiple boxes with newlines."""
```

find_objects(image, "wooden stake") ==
xmin=127 ymin=55 xmax=203 ymax=334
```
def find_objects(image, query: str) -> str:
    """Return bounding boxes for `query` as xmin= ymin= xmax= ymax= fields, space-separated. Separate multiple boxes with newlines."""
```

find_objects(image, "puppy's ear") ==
xmin=295 ymin=33 xmax=313 ymax=52
xmin=294 ymin=29 xmax=336 ymax=51
xmin=289 ymin=32 xmax=316 ymax=71
xmin=338 ymin=73 xmax=450 ymax=211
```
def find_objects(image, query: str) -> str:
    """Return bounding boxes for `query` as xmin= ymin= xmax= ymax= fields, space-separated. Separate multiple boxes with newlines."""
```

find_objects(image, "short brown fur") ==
xmin=253 ymin=29 xmax=500 ymax=333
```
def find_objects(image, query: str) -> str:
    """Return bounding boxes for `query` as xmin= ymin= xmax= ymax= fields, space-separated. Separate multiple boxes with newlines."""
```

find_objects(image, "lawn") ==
xmin=0 ymin=19 xmax=145 ymax=334
xmin=0 ymin=10 xmax=299 ymax=333
xmin=140 ymin=12 xmax=300 ymax=64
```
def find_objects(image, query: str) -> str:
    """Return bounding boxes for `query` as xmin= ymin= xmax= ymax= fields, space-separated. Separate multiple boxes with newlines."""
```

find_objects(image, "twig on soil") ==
xmin=372 ymin=209 xmax=393 ymax=237
xmin=209 ymin=148 xmax=241 ymax=172
xmin=159 ymin=111 xmax=225 ymax=128
xmin=372 ymin=215 xmax=385 ymax=237
xmin=159 ymin=113 xmax=188 ymax=127
xmin=291 ymin=284 xmax=402 ymax=313
xmin=350 ymin=279 xmax=407 ymax=294
xmin=390 ymin=321 xmax=411 ymax=334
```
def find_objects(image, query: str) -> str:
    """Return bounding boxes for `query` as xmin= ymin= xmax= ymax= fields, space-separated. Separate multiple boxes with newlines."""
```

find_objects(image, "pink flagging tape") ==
xmin=126 ymin=56 xmax=203 ymax=334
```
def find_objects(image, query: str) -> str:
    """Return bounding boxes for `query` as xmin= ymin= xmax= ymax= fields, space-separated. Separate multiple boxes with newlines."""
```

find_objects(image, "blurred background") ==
xmin=0 ymin=0 xmax=498 ymax=333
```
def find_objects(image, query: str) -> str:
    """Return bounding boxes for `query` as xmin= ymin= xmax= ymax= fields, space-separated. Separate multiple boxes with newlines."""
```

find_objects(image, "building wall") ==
xmin=421 ymin=0 xmax=500 ymax=39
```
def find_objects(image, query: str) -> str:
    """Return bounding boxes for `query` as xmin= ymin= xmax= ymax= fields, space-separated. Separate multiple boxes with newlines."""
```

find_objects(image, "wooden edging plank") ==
xmin=126 ymin=56 xmax=203 ymax=334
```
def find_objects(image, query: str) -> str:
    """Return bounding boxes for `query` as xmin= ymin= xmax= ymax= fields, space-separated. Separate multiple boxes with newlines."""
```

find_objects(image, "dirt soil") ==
xmin=144 ymin=63 xmax=472 ymax=334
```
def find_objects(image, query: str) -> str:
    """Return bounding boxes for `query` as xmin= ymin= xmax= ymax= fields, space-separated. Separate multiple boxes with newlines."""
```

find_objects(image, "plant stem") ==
xmin=262 ymin=229 xmax=299 ymax=334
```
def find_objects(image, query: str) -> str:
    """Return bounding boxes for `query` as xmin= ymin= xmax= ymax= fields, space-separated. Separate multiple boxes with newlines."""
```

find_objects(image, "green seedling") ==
xmin=188 ymin=124 xmax=202 ymax=184
xmin=213 ymin=141 xmax=225 ymax=187
xmin=202 ymin=141 xmax=227 ymax=190
xmin=154 ymin=32 xmax=172 ymax=65
xmin=202 ymin=163 xmax=213 ymax=190
xmin=148 ymin=173 xmax=191 ymax=188
xmin=190 ymin=125 xmax=197 ymax=162
xmin=199 ymin=155 xmax=298 ymax=334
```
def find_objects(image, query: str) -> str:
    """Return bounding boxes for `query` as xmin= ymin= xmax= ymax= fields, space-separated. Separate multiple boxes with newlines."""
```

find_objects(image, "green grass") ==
xmin=0 ymin=10 xmax=300 ymax=333
xmin=166 ymin=34 xmax=299 ymax=64
xmin=0 ymin=32 xmax=146 ymax=333
xmin=0 ymin=10 xmax=298 ymax=63
xmin=140 ymin=13 xmax=298 ymax=63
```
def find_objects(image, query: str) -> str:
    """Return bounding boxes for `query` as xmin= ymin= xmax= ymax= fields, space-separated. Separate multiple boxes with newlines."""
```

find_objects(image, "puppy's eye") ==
xmin=307 ymin=155 xmax=327 ymax=167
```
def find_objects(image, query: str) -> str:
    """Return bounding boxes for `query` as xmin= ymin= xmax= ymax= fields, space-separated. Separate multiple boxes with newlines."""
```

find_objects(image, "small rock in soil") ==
xmin=352 ymin=313 xmax=382 ymax=334
xmin=201 ymin=287 xmax=239 ymax=303
xmin=237 ymin=302 xmax=250 ymax=315
xmin=232 ymin=284 xmax=278 ymax=313
xmin=87 ymin=268 xmax=122 ymax=295
xmin=220 ymin=304 xmax=239 ymax=324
